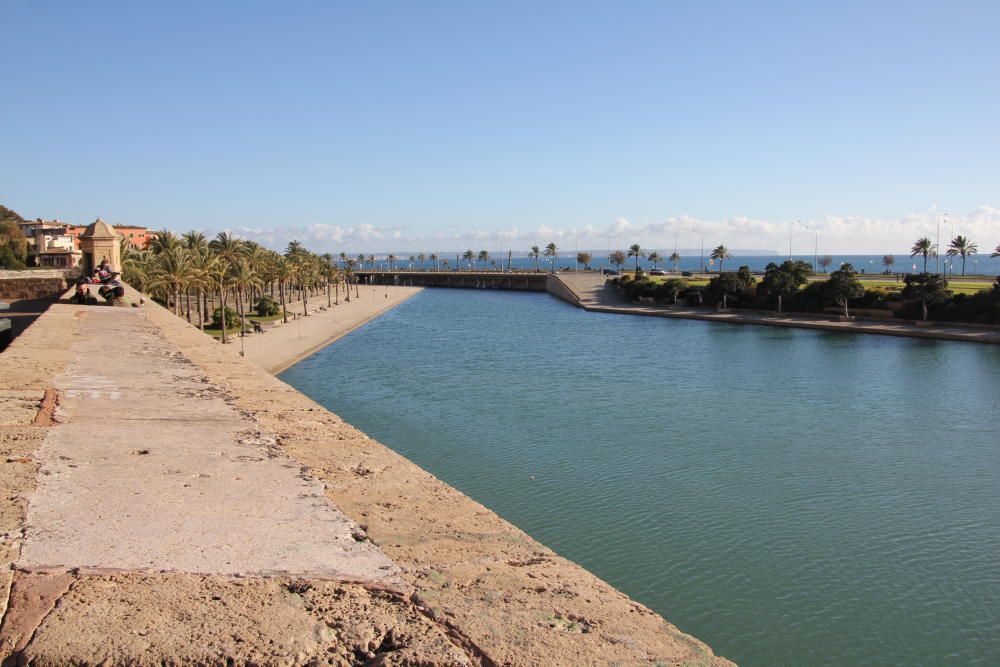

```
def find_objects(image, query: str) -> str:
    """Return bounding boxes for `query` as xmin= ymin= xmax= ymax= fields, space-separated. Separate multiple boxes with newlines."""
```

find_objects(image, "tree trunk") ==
xmin=185 ymin=290 xmax=192 ymax=322
xmin=279 ymin=282 xmax=288 ymax=323
xmin=777 ymin=294 xmax=782 ymax=313
xmin=236 ymin=289 xmax=243 ymax=337
xmin=198 ymin=289 xmax=205 ymax=330
xmin=922 ymin=300 xmax=928 ymax=321
xmin=302 ymin=283 xmax=308 ymax=316
xmin=218 ymin=286 xmax=228 ymax=344
xmin=722 ymin=293 xmax=728 ymax=309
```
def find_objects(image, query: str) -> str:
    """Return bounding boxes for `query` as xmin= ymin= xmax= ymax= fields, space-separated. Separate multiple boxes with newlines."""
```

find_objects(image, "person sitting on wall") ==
xmin=71 ymin=283 xmax=88 ymax=304
xmin=98 ymin=285 xmax=113 ymax=304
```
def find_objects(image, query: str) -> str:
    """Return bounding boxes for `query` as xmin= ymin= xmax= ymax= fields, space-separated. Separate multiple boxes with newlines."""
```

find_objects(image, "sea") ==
xmin=362 ymin=253 xmax=1000 ymax=277
xmin=281 ymin=288 xmax=1000 ymax=666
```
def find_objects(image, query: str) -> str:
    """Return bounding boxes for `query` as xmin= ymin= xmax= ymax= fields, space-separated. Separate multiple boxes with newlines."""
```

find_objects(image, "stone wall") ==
xmin=0 ymin=271 xmax=74 ymax=301
xmin=545 ymin=273 xmax=584 ymax=307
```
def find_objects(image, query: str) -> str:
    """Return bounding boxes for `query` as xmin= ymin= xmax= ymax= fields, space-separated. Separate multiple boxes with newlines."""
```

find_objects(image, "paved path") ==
xmin=19 ymin=307 xmax=401 ymax=583
xmin=238 ymin=286 xmax=423 ymax=374
xmin=554 ymin=272 xmax=1000 ymax=344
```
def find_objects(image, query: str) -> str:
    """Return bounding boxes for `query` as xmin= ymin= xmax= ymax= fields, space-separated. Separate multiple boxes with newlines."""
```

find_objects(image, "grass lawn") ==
xmin=637 ymin=274 xmax=991 ymax=296
xmin=856 ymin=279 xmax=990 ymax=296
xmin=246 ymin=312 xmax=285 ymax=322
xmin=641 ymin=276 xmax=710 ymax=287
xmin=204 ymin=325 xmax=252 ymax=338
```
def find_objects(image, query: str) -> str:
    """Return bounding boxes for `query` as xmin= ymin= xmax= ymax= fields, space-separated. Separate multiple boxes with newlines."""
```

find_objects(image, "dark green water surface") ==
xmin=281 ymin=289 xmax=1000 ymax=666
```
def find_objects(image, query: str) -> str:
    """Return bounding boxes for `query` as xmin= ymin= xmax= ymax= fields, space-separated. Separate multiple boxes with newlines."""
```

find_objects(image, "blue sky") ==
xmin=2 ymin=1 xmax=999 ymax=253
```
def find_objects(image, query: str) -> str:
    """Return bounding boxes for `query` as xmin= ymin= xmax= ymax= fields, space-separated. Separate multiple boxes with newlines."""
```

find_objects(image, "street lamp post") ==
xmin=699 ymin=231 xmax=704 ymax=273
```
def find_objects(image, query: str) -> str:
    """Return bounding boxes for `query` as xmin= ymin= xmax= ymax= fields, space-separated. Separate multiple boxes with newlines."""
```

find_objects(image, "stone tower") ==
xmin=78 ymin=218 xmax=123 ymax=273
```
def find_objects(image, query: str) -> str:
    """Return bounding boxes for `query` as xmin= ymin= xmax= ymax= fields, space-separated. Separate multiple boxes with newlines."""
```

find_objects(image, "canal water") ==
xmin=280 ymin=288 xmax=1000 ymax=666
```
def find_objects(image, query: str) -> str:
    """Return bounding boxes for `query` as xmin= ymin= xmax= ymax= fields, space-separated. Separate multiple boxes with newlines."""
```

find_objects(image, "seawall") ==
xmin=551 ymin=273 xmax=1000 ymax=345
xmin=0 ymin=290 xmax=733 ymax=665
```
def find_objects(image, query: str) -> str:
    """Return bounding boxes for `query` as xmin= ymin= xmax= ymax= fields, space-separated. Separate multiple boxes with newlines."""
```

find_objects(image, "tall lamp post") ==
xmin=699 ymin=231 xmax=705 ymax=273
xmin=803 ymin=224 xmax=818 ymax=270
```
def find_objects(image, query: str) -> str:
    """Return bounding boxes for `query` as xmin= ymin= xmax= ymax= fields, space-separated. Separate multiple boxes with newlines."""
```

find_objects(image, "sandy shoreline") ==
xmin=236 ymin=285 xmax=423 ymax=374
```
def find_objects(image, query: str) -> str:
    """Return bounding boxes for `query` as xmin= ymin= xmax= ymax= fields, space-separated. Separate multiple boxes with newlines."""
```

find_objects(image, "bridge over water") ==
xmin=354 ymin=270 xmax=592 ymax=307
xmin=355 ymin=269 xmax=548 ymax=291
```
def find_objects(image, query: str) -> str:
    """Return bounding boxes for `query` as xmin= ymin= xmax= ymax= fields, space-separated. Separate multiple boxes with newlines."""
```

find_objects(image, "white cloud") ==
xmin=217 ymin=206 xmax=1000 ymax=255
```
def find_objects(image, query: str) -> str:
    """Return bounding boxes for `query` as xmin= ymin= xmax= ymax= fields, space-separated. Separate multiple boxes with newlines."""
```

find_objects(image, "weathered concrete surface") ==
xmin=554 ymin=272 xmax=1000 ymax=345
xmin=19 ymin=308 xmax=399 ymax=583
xmin=13 ymin=574 xmax=469 ymax=666
xmin=0 ymin=295 xmax=734 ymax=665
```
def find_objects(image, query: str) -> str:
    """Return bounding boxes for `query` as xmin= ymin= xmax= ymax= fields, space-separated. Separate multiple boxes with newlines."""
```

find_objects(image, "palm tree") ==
xmin=121 ymin=247 xmax=151 ymax=293
xmin=273 ymin=256 xmax=294 ymax=324
xmin=648 ymin=251 xmax=662 ymax=269
xmin=946 ymin=235 xmax=978 ymax=276
xmin=429 ymin=253 xmax=438 ymax=270
xmin=478 ymin=250 xmax=489 ymax=270
xmin=147 ymin=245 xmax=192 ymax=317
xmin=992 ymin=244 xmax=1000 ymax=259
xmin=320 ymin=253 xmax=335 ymax=307
xmin=182 ymin=230 xmax=207 ymax=252
xmin=208 ymin=231 xmax=249 ymax=336
xmin=418 ymin=253 xmax=426 ymax=270
xmin=387 ymin=253 xmax=396 ymax=271
xmin=186 ymin=246 xmax=216 ymax=330
xmin=229 ymin=259 xmax=261 ymax=338
xmin=910 ymin=237 xmax=936 ymax=273
xmin=462 ymin=249 xmax=474 ymax=270
xmin=529 ymin=245 xmax=541 ymax=271
xmin=243 ymin=242 xmax=271 ymax=305
xmin=544 ymin=242 xmax=558 ymax=272
xmin=882 ymin=254 xmax=895 ymax=274
xmin=668 ymin=252 xmax=681 ymax=272
xmin=710 ymin=245 xmax=732 ymax=272
xmin=357 ymin=253 xmax=366 ymax=270
xmin=610 ymin=250 xmax=626 ymax=271
xmin=627 ymin=244 xmax=646 ymax=275
xmin=149 ymin=229 xmax=182 ymax=254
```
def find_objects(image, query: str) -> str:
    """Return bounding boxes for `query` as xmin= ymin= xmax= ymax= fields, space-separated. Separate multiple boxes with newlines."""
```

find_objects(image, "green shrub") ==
xmin=211 ymin=306 xmax=240 ymax=329
xmin=0 ymin=243 xmax=27 ymax=269
xmin=256 ymin=295 xmax=279 ymax=317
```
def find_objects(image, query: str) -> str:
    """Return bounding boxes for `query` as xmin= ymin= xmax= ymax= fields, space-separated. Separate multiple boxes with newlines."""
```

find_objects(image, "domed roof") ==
xmin=79 ymin=218 xmax=122 ymax=239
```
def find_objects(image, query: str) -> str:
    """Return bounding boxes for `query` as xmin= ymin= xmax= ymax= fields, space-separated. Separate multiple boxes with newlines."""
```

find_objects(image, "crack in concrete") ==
xmin=29 ymin=390 xmax=57 ymax=427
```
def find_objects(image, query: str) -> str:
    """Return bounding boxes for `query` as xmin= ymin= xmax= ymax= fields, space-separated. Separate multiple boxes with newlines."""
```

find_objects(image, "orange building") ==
xmin=67 ymin=224 xmax=157 ymax=250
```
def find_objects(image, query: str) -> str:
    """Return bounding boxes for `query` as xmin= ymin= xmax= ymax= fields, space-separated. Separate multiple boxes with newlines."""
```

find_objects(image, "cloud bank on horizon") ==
xmin=223 ymin=205 xmax=1000 ymax=256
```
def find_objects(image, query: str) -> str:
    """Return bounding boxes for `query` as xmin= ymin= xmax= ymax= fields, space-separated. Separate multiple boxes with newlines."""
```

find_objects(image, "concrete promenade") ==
xmin=0 ymin=293 xmax=732 ymax=665
xmin=553 ymin=273 xmax=1000 ymax=345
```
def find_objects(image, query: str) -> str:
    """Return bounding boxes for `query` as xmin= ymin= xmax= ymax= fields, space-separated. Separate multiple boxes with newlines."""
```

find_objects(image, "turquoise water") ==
xmin=281 ymin=289 xmax=1000 ymax=666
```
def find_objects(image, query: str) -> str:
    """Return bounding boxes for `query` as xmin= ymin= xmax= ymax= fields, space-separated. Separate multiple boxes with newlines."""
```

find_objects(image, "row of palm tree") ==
xmin=911 ymin=235 xmax=999 ymax=275
xmin=123 ymin=231 xmax=357 ymax=344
